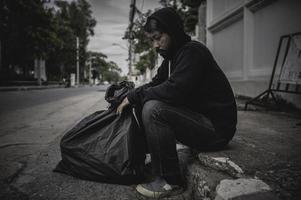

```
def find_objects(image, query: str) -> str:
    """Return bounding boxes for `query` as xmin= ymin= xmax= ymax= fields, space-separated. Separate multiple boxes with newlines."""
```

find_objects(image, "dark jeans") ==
xmin=141 ymin=100 xmax=229 ymax=184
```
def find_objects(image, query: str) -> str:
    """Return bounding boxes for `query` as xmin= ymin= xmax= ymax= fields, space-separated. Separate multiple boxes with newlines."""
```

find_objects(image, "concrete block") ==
xmin=215 ymin=178 xmax=277 ymax=200
xmin=212 ymin=157 xmax=244 ymax=174
xmin=198 ymin=154 xmax=244 ymax=178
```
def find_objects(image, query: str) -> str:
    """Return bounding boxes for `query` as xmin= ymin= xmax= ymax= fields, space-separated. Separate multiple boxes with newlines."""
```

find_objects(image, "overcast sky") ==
xmin=87 ymin=0 xmax=162 ymax=75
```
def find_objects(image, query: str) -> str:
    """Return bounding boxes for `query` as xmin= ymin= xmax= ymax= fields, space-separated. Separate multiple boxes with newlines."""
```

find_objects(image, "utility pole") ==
xmin=128 ymin=41 xmax=132 ymax=75
xmin=128 ymin=0 xmax=136 ymax=77
xmin=76 ymin=37 xmax=80 ymax=86
xmin=89 ymin=58 xmax=92 ymax=85
xmin=37 ymin=59 xmax=42 ymax=86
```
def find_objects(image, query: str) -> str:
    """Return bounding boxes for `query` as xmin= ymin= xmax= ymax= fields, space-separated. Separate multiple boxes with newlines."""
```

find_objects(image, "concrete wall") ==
xmin=206 ymin=0 xmax=301 ymax=108
xmin=197 ymin=1 xmax=207 ymax=43
xmin=212 ymin=19 xmax=244 ymax=79
xmin=211 ymin=0 xmax=244 ymax=20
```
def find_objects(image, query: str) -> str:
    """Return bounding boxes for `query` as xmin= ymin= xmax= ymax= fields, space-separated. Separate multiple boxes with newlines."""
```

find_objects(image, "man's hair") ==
xmin=144 ymin=18 xmax=167 ymax=34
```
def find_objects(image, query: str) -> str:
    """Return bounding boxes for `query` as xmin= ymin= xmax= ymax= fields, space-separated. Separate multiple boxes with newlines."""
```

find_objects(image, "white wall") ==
xmin=253 ymin=0 xmax=301 ymax=71
xmin=206 ymin=0 xmax=301 ymax=108
xmin=212 ymin=0 xmax=244 ymax=20
xmin=212 ymin=19 xmax=244 ymax=79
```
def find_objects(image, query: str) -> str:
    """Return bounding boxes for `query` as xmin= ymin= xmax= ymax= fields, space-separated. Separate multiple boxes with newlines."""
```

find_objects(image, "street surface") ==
xmin=0 ymin=86 xmax=111 ymax=199
xmin=0 ymin=86 xmax=108 ymax=113
xmin=0 ymin=85 xmax=109 ymax=162
xmin=0 ymin=85 xmax=191 ymax=200
xmin=0 ymin=87 xmax=300 ymax=200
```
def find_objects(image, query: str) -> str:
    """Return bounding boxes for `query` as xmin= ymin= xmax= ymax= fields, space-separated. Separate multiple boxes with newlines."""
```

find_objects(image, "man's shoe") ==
xmin=136 ymin=177 xmax=183 ymax=198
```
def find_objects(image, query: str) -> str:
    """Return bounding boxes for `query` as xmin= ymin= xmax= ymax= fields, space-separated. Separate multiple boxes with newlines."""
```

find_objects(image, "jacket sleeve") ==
xmin=127 ymin=46 xmax=205 ymax=106
xmin=127 ymin=60 xmax=168 ymax=104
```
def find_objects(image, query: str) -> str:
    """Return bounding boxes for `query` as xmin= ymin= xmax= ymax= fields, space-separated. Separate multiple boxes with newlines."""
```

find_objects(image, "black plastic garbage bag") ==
xmin=105 ymin=81 xmax=135 ymax=109
xmin=54 ymin=81 xmax=145 ymax=184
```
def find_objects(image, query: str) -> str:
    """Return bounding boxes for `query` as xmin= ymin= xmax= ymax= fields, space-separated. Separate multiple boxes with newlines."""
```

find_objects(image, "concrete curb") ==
xmin=188 ymin=154 xmax=280 ymax=200
xmin=215 ymin=178 xmax=277 ymax=200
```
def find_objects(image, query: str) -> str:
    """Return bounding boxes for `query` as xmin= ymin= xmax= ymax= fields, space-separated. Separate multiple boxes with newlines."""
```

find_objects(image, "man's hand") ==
xmin=116 ymin=97 xmax=130 ymax=115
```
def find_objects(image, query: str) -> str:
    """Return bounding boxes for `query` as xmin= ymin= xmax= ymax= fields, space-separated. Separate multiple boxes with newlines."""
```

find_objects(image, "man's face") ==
xmin=146 ymin=31 xmax=171 ymax=54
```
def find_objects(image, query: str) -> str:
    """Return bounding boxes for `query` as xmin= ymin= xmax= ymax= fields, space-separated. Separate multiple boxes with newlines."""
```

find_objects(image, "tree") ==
xmin=135 ymin=49 xmax=156 ymax=74
xmin=48 ymin=0 xmax=96 ymax=81
xmin=130 ymin=0 xmax=204 ymax=75
xmin=89 ymin=51 xmax=108 ymax=82
xmin=47 ymin=1 xmax=77 ymax=80
xmin=1 ymin=0 xmax=57 ymax=80
xmin=129 ymin=10 xmax=157 ymax=74
xmin=0 ymin=0 xmax=97 ymax=82
xmin=91 ymin=69 xmax=99 ymax=84
xmin=108 ymin=61 xmax=122 ymax=73
xmin=159 ymin=0 xmax=204 ymax=34
xmin=68 ymin=0 xmax=96 ymax=80
xmin=103 ymin=71 xmax=120 ymax=83
xmin=88 ymin=51 xmax=122 ymax=83
xmin=103 ymin=60 xmax=121 ymax=83
xmin=132 ymin=10 xmax=153 ymax=54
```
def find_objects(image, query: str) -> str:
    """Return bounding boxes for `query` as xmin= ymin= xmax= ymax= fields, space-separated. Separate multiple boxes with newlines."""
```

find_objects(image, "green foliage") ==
xmin=119 ymin=76 xmax=128 ymax=81
xmin=48 ymin=0 xmax=96 ymax=79
xmin=131 ymin=10 xmax=157 ymax=74
xmin=159 ymin=0 xmax=204 ymax=34
xmin=0 ymin=0 xmax=96 ymax=81
xmin=130 ymin=0 xmax=204 ymax=75
xmin=1 ymin=0 xmax=57 ymax=79
xmin=88 ymin=51 xmax=122 ymax=83
xmin=135 ymin=49 xmax=157 ymax=74
xmin=132 ymin=10 xmax=153 ymax=54
xmin=103 ymin=71 xmax=120 ymax=83
xmin=182 ymin=0 xmax=204 ymax=7
xmin=103 ymin=61 xmax=122 ymax=83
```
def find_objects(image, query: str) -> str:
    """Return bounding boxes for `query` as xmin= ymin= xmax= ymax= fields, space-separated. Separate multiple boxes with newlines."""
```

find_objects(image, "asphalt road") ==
xmin=0 ymin=85 xmax=108 ymax=114
xmin=0 ymin=85 xmax=193 ymax=200
xmin=1 ymin=87 xmax=300 ymax=200
xmin=0 ymin=86 xmax=109 ymax=193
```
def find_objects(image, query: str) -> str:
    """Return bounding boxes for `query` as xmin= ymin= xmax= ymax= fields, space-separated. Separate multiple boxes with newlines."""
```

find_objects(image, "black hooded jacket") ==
xmin=127 ymin=8 xmax=237 ymax=139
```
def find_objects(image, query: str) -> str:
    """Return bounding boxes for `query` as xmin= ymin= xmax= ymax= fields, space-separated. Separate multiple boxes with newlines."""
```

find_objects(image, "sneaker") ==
xmin=136 ymin=177 xmax=184 ymax=198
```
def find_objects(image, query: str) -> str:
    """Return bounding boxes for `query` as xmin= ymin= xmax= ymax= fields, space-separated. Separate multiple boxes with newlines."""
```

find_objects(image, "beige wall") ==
xmin=212 ymin=19 xmax=244 ymax=78
xmin=253 ymin=0 xmax=301 ymax=70
xmin=211 ymin=0 xmax=244 ymax=20
xmin=206 ymin=0 xmax=301 ymax=107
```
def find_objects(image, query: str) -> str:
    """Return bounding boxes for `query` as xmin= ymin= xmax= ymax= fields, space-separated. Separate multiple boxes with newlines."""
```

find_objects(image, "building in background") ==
xmin=205 ymin=0 xmax=301 ymax=108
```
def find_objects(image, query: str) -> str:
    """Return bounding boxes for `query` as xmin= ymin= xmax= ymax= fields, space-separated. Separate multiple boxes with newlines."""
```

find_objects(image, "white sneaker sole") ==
xmin=136 ymin=184 xmax=183 ymax=198
xmin=136 ymin=184 xmax=163 ymax=198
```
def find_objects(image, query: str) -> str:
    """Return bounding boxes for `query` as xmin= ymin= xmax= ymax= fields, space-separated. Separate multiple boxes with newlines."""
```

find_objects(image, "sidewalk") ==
xmin=0 ymin=84 xmax=102 ymax=92
xmin=187 ymin=100 xmax=301 ymax=200
xmin=0 ymin=85 xmax=65 ymax=92
xmin=1 ymin=99 xmax=300 ymax=200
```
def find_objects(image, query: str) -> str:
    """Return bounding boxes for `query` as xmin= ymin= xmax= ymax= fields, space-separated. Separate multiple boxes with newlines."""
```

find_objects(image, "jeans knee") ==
xmin=142 ymin=100 xmax=163 ymax=124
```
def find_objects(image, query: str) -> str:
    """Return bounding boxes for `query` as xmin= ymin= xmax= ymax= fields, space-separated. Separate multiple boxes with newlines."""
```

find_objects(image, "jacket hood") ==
xmin=147 ymin=7 xmax=191 ymax=59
